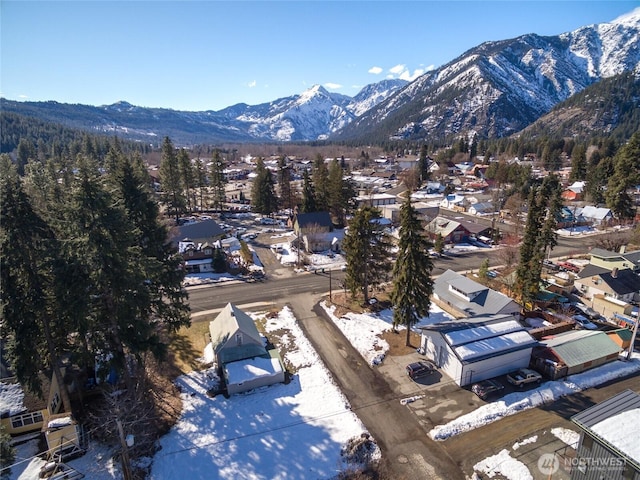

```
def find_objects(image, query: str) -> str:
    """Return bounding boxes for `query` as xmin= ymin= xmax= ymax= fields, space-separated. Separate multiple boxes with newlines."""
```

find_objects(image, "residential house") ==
xmin=571 ymin=389 xmax=640 ymax=480
xmin=427 ymin=217 xmax=470 ymax=244
xmin=439 ymin=194 xmax=466 ymax=210
xmin=172 ymin=219 xmax=226 ymax=248
xmin=574 ymin=266 xmax=640 ymax=304
xmin=355 ymin=193 xmax=397 ymax=208
xmin=419 ymin=314 xmax=538 ymax=386
xmin=178 ymin=240 xmax=220 ymax=274
xmin=561 ymin=181 xmax=586 ymax=201
xmin=589 ymin=247 xmax=640 ymax=273
xmin=293 ymin=211 xmax=337 ymax=253
xmin=467 ymin=202 xmax=495 ymax=216
xmin=209 ymin=303 xmax=285 ymax=395
xmin=431 ymin=269 xmax=521 ymax=318
xmin=577 ymin=206 xmax=614 ymax=227
xmin=531 ymin=330 xmax=621 ymax=380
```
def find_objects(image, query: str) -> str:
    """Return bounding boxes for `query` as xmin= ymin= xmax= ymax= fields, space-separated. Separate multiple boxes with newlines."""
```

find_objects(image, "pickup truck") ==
xmin=506 ymin=368 xmax=542 ymax=387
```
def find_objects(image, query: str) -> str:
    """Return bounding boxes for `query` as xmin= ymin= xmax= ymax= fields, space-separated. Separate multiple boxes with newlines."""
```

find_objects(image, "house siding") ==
xmin=572 ymin=433 xmax=640 ymax=480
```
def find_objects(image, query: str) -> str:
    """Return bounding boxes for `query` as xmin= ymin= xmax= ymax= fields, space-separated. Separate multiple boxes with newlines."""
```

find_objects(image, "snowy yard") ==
xmin=7 ymin=307 xmax=379 ymax=480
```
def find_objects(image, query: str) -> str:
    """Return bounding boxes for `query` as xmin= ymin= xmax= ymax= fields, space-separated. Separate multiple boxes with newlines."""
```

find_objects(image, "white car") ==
xmin=573 ymin=314 xmax=598 ymax=330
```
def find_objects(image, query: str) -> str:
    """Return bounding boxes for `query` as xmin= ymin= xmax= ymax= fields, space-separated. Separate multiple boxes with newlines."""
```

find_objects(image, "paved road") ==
xmin=286 ymin=294 xmax=465 ymax=480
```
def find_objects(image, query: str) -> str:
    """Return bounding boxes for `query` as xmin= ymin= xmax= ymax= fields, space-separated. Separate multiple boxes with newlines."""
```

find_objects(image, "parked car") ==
xmin=573 ymin=314 xmax=598 ymax=330
xmin=574 ymin=303 xmax=600 ymax=320
xmin=406 ymin=361 xmax=436 ymax=380
xmin=471 ymin=379 xmax=504 ymax=400
xmin=506 ymin=368 xmax=542 ymax=388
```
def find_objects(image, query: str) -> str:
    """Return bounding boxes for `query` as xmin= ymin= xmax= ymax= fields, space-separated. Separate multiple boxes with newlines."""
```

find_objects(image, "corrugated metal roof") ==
xmin=543 ymin=331 xmax=620 ymax=367
xmin=572 ymin=389 xmax=640 ymax=465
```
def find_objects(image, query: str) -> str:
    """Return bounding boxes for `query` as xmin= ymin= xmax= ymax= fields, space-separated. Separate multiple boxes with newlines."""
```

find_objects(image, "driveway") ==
xmin=288 ymin=294 xmax=465 ymax=480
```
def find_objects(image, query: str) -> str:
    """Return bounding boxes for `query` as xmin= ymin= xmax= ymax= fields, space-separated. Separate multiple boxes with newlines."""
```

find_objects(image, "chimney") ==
xmin=612 ymin=267 xmax=618 ymax=278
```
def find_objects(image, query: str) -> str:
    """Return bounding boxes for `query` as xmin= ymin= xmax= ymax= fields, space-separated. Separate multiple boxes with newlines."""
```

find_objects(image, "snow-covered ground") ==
xmin=7 ymin=307 xmax=379 ymax=480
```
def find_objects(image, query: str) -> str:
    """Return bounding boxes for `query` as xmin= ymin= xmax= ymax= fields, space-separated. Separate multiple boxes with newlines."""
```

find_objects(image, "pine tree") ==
xmin=193 ymin=154 xmax=208 ymax=212
xmin=301 ymin=169 xmax=316 ymax=213
xmin=277 ymin=156 xmax=293 ymax=212
xmin=177 ymin=148 xmax=195 ymax=212
xmin=418 ymin=144 xmax=431 ymax=185
xmin=343 ymin=206 xmax=392 ymax=304
xmin=569 ymin=144 xmax=587 ymax=182
xmin=251 ymin=158 xmax=278 ymax=215
xmin=434 ymin=233 xmax=445 ymax=255
xmin=312 ymin=154 xmax=329 ymax=211
xmin=159 ymin=137 xmax=185 ymax=223
xmin=327 ymin=159 xmax=354 ymax=228
xmin=515 ymin=175 xmax=562 ymax=306
xmin=0 ymin=424 xmax=15 ymax=479
xmin=605 ymin=131 xmax=640 ymax=220
xmin=0 ymin=154 xmax=73 ymax=411
xmin=390 ymin=196 xmax=434 ymax=346
xmin=209 ymin=149 xmax=226 ymax=212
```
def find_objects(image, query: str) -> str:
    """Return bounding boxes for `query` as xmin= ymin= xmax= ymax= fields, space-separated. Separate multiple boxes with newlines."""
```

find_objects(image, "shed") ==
xmin=531 ymin=330 xmax=621 ymax=379
xmin=419 ymin=315 xmax=538 ymax=386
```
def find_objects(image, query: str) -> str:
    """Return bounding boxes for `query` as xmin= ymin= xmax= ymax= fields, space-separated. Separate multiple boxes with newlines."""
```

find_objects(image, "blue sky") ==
xmin=2 ymin=1 xmax=638 ymax=112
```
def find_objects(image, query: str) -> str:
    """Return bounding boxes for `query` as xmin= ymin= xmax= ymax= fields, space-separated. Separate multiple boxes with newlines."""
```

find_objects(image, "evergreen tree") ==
xmin=0 ymin=155 xmax=73 ymax=411
xmin=312 ymin=154 xmax=329 ymax=211
xmin=0 ymin=424 xmax=15 ymax=479
xmin=277 ymin=156 xmax=293 ymax=212
xmin=343 ymin=206 xmax=392 ymax=304
xmin=569 ymin=144 xmax=587 ymax=181
xmin=193 ymin=154 xmax=208 ymax=212
xmin=159 ymin=137 xmax=185 ymax=223
xmin=418 ymin=144 xmax=431 ymax=185
xmin=390 ymin=196 xmax=434 ymax=346
xmin=605 ymin=131 xmax=640 ymax=220
xmin=251 ymin=158 xmax=278 ymax=215
xmin=209 ymin=149 xmax=227 ymax=212
xmin=178 ymin=148 xmax=195 ymax=212
xmin=301 ymin=169 xmax=316 ymax=213
xmin=434 ymin=233 xmax=445 ymax=255
xmin=515 ymin=175 xmax=562 ymax=306
xmin=479 ymin=258 xmax=490 ymax=278
xmin=327 ymin=159 xmax=354 ymax=228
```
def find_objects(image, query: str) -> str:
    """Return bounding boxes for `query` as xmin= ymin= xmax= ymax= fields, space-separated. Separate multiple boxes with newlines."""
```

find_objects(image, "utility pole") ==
xmin=116 ymin=418 xmax=133 ymax=480
xmin=329 ymin=269 xmax=332 ymax=302
xmin=626 ymin=306 xmax=640 ymax=361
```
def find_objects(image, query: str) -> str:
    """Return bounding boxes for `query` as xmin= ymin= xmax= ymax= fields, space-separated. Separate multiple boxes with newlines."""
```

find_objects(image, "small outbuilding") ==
xmin=531 ymin=330 xmax=621 ymax=380
xmin=209 ymin=303 xmax=285 ymax=395
xmin=419 ymin=314 xmax=538 ymax=386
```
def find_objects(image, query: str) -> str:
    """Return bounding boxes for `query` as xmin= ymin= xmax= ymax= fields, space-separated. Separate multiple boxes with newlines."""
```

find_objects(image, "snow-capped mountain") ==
xmin=2 ymin=10 xmax=639 ymax=145
xmin=335 ymin=9 xmax=640 ymax=141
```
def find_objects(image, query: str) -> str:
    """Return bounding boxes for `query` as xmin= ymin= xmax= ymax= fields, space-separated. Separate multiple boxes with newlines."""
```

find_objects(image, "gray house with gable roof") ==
xmin=432 ymin=269 xmax=521 ymax=318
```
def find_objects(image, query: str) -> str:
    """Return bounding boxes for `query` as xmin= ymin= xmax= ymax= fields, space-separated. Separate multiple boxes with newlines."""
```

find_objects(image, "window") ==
xmin=235 ymin=333 xmax=243 ymax=346
xmin=204 ymin=248 xmax=212 ymax=255
xmin=50 ymin=392 xmax=60 ymax=413
xmin=11 ymin=411 xmax=44 ymax=429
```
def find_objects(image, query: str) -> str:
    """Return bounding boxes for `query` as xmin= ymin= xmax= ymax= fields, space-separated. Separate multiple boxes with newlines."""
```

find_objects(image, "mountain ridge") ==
xmin=2 ymin=9 xmax=639 ymax=145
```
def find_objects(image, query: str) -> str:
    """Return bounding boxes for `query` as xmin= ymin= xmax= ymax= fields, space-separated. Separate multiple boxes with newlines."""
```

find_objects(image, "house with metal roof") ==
xmin=432 ymin=269 xmax=521 ymax=318
xmin=574 ymin=266 xmax=640 ymax=304
xmin=531 ymin=330 xmax=621 ymax=380
xmin=571 ymin=389 xmax=640 ymax=480
xmin=419 ymin=314 xmax=538 ymax=386
xmin=589 ymin=247 xmax=640 ymax=273
xmin=209 ymin=303 xmax=285 ymax=395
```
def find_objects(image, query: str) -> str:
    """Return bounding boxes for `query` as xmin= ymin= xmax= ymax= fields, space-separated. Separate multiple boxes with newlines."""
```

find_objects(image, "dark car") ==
xmin=406 ymin=361 xmax=435 ymax=379
xmin=471 ymin=379 xmax=504 ymax=400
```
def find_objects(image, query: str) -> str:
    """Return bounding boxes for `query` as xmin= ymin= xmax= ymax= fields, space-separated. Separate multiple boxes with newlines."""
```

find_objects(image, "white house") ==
xmin=419 ymin=315 xmax=538 ymax=386
xmin=209 ymin=303 xmax=285 ymax=395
